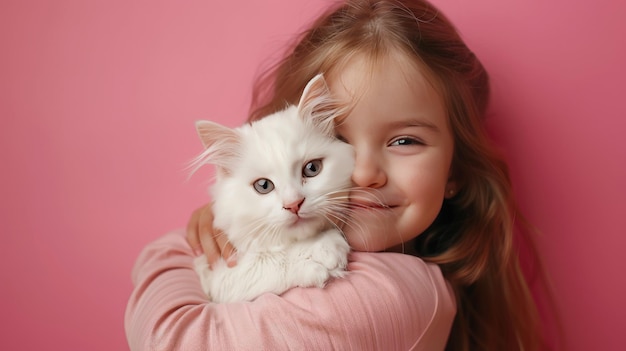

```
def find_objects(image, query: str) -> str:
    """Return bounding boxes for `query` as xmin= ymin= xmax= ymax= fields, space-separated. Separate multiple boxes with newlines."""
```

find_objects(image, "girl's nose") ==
xmin=351 ymin=152 xmax=386 ymax=188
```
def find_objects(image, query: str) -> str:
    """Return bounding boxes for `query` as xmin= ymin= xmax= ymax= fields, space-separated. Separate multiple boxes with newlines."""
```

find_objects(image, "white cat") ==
xmin=190 ymin=74 xmax=354 ymax=303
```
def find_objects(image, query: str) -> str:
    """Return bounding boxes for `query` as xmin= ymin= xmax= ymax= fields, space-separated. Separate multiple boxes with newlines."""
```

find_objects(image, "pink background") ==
xmin=1 ymin=0 xmax=624 ymax=350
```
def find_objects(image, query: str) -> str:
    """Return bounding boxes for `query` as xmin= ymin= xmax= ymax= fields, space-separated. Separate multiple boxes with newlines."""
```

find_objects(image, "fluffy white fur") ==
xmin=191 ymin=74 xmax=354 ymax=303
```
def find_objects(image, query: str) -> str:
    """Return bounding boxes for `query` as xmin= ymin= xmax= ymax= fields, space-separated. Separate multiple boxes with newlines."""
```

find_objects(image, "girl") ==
xmin=126 ymin=0 xmax=552 ymax=350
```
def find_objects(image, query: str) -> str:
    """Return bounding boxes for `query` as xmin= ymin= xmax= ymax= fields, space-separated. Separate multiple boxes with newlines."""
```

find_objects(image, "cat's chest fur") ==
xmin=191 ymin=74 xmax=354 ymax=303
xmin=194 ymin=227 xmax=350 ymax=303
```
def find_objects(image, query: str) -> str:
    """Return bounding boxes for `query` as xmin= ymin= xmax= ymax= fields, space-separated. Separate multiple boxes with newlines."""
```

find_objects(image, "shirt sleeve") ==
xmin=124 ymin=230 xmax=456 ymax=351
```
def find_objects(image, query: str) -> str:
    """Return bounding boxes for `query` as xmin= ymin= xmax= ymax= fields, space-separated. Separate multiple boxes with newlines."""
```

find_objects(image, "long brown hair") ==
xmin=247 ymin=0 xmax=554 ymax=349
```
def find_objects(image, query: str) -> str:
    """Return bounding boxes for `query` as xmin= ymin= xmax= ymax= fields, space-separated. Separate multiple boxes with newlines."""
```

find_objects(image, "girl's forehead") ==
xmin=328 ymin=53 xmax=441 ymax=103
xmin=325 ymin=50 xmax=450 ymax=135
xmin=326 ymin=50 xmax=441 ymax=100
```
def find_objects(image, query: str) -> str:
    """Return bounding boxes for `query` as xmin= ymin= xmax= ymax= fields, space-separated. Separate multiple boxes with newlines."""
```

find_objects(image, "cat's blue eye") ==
xmin=253 ymin=178 xmax=274 ymax=194
xmin=303 ymin=159 xmax=323 ymax=177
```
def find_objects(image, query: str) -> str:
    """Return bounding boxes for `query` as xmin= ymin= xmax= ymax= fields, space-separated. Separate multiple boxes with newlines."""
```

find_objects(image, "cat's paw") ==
xmin=295 ymin=260 xmax=333 ymax=288
xmin=287 ymin=229 xmax=350 ymax=287
xmin=310 ymin=230 xmax=350 ymax=270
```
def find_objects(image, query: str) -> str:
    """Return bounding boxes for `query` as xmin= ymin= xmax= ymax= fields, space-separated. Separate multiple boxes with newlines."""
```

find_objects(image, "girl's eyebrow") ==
xmin=387 ymin=118 xmax=441 ymax=133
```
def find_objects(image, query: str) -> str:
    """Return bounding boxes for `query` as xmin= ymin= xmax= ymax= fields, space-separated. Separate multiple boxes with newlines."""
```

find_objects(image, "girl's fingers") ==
xmin=199 ymin=228 xmax=223 ymax=267
xmin=214 ymin=230 xmax=237 ymax=267
xmin=195 ymin=204 xmax=221 ymax=265
xmin=186 ymin=206 xmax=204 ymax=255
xmin=188 ymin=203 xmax=238 ymax=268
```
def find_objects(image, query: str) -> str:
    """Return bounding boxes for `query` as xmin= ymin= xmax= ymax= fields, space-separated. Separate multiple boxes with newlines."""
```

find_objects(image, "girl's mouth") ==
xmin=348 ymin=190 xmax=397 ymax=211
xmin=348 ymin=200 xmax=392 ymax=210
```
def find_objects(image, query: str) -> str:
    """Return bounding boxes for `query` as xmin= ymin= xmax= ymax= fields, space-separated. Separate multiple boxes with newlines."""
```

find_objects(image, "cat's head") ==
xmin=192 ymin=74 xmax=354 ymax=250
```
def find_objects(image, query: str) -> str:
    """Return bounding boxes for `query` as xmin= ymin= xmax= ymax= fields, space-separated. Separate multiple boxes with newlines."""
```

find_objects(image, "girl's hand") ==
xmin=186 ymin=203 xmax=237 ymax=267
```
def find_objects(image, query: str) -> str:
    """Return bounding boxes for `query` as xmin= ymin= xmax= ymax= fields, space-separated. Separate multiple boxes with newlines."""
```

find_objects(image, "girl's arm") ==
xmin=125 ymin=230 xmax=456 ymax=351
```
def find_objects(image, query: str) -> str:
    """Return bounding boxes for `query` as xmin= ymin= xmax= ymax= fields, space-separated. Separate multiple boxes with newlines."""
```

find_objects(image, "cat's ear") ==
xmin=190 ymin=120 xmax=241 ymax=174
xmin=297 ymin=73 xmax=345 ymax=136
xmin=195 ymin=120 xmax=239 ymax=150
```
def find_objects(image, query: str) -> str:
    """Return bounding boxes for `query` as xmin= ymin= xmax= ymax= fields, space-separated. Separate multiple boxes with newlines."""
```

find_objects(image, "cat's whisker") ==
xmin=345 ymin=188 xmax=388 ymax=208
xmin=321 ymin=211 xmax=350 ymax=235
xmin=329 ymin=187 xmax=406 ymax=252
xmin=345 ymin=204 xmax=400 ymax=252
xmin=322 ymin=208 xmax=372 ymax=250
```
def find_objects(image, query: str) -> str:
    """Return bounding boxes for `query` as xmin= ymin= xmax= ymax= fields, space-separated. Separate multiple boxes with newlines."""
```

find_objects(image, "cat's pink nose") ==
xmin=283 ymin=198 xmax=305 ymax=214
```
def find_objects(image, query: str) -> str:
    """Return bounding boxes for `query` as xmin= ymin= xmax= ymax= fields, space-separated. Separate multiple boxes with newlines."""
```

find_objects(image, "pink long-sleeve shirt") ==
xmin=125 ymin=230 xmax=456 ymax=350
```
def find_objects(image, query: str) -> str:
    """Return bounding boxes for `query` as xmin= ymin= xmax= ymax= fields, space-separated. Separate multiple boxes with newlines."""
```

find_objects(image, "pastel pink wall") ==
xmin=1 ymin=0 xmax=623 ymax=350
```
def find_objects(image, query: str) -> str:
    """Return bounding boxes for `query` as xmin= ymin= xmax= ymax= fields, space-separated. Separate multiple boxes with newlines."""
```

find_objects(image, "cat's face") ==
xmin=211 ymin=108 xmax=354 ymax=248
xmin=193 ymin=74 xmax=354 ymax=250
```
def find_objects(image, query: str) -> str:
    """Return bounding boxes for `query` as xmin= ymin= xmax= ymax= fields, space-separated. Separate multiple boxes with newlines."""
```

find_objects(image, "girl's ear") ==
xmin=191 ymin=120 xmax=241 ymax=173
xmin=297 ymin=73 xmax=345 ymax=136
xmin=444 ymin=179 xmax=461 ymax=199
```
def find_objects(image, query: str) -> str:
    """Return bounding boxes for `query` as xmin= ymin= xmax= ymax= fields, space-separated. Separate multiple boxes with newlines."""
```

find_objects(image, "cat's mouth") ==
xmin=287 ymin=214 xmax=317 ymax=227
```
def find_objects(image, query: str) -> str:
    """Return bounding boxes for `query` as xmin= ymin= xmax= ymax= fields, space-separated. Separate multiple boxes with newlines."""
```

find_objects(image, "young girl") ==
xmin=126 ymin=0 xmax=551 ymax=350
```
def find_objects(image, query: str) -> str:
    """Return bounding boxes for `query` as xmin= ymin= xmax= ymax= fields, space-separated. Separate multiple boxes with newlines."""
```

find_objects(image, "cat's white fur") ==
xmin=191 ymin=74 xmax=354 ymax=303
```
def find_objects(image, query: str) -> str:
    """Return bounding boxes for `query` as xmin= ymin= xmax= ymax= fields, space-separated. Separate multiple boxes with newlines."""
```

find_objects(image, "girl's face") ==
xmin=330 ymin=52 xmax=456 ymax=252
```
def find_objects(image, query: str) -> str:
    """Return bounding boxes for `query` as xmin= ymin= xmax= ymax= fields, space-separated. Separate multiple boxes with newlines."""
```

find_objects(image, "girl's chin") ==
xmin=342 ymin=209 xmax=405 ymax=251
xmin=344 ymin=229 xmax=391 ymax=252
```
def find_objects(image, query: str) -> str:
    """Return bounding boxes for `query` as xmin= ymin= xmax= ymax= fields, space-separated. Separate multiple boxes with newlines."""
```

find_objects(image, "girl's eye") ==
xmin=253 ymin=178 xmax=274 ymax=194
xmin=390 ymin=137 xmax=424 ymax=146
xmin=303 ymin=159 xmax=323 ymax=177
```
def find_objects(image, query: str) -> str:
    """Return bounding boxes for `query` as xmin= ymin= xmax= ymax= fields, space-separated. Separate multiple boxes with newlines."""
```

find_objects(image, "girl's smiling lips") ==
xmin=348 ymin=197 xmax=394 ymax=210
xmin=348 ymin=190 xmax=400 ymax=210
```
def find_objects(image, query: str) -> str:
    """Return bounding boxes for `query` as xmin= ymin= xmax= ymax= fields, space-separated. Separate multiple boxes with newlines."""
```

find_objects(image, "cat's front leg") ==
xmin=309 ymin=228 xmax=350 ymax=278
xmin=287 ymin=229 xmax=350 ymax=288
